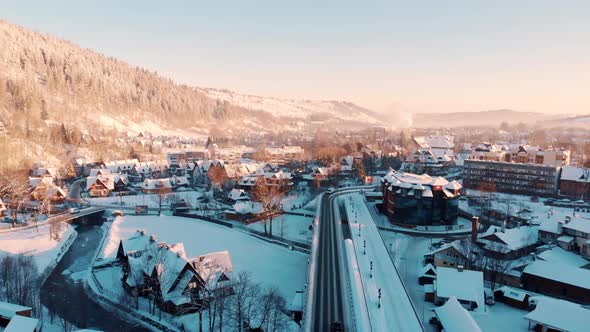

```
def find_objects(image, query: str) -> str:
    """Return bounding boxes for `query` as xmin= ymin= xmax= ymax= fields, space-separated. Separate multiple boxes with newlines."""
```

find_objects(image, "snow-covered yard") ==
xmin=0 ymin=223 xmax=75 ymax=273
xmin=246 ymin=214 xmax=312 ymax=243
xmin=102 ymin=215 xmax=308 ymax=299
xmin=86 ymin=190 xmax=203 ymax=208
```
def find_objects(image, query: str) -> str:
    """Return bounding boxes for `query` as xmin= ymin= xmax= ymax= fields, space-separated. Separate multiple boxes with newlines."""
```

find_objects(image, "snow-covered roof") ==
xmin=192 ymin=250 xmax=233 ymax=287
xmin=86 ymin=175 xmax=115 ymax=191
xmin=141 ymin=178 xmax=173 ymax=190
xmin=89 ymin=168 xmax=111 ymax=177
xmin=478 ymin=225 xmax=538 ymax=251
xmin=419 ymin=263 xmax=436 ymax=277
xmin=525 ymin=297 xmax=590 ymax=332
xmin=233 ymin=201 xmax=263 ymax=215
xmin=537 ymin=246 xmax=589 ymax=268
xmin=425 ymin=240 xmax=464 ymax=257
xmin=562 ymin=218 xmax=590 ymax=234
xmin=0 ymin=301 xmax=31 ymax=319
xmin=4 ymin=314 xmax=39 ymax=332
xmin=560 ymin=166 xmax=587 ymax=182
xmin=28 ymin=176 xmax=54 ymax=188
xmin=434 ymin=297 xmax=482 ymax=332
xmin=497 ymin=286 xmax=528 ymax=302
xmin=120 ymin=230 xmax=153 ymax=255
xmin=435 ymin=267 xmax=484 ymax=311
xmin=445 ymin=180 xmax=462 ymax=191
xmin=524 ymin=260 xmax=590 ymax=290
xmin=229 ymin=188 xmax=248 ymax=201
xmin=414 ymin=135 xmax=455 ymax=149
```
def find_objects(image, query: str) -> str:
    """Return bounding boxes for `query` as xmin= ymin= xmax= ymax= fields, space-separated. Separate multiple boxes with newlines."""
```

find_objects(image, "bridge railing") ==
xmin=303 ymin=193 xmax=323 ymax=332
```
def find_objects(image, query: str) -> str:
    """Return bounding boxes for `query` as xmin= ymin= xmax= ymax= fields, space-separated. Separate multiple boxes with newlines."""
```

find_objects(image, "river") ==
xmin=41 ymin=221 xmax=149 ymax=331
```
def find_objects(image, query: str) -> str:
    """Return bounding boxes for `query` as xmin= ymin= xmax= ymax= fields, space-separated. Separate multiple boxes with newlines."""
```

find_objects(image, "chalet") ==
xmin=339 ymin=156 xmax=354 ymax=173
xmin=525 ymin=297 xmax=589 ymax=332
xmin=228 ymin=188 xmax=248 ymax=202
xmin=193 ymin=160 xmax=225 ymax=178
xmin=104 ymin=159 xmax=139 ymax=173
xmin=171 ymin=176 xmax=190 ymax=189
xmin=86 ymin=176 xmax=115 ymax=197
xmin=140 ymin=178 xmax=173 ymax=194
xmin=434 ymin=266 xmax=484 ymax=312
xmin=522 ymin=260 xmax=590 ymax=303
xmin=30 ymin=183 xmax=66 ymax=202
xmin=33 ymin=167 xmax=58 ymax=180
xmin=425 ymin=240 xmax=467 ymax=268
xmin=0 ymin=198 xmax=6 ymax=217
xmin=89 ymin=168 xmax=112 ymax=177
xmin=117 ymin=232 xmax=233 ymax=314
xmin=433 ymin=297 xmax=482 ymax=332
xmin=225 ymin=201 xmax=264 ymax=223
xmin=476 ymin=225 xmax=539 ymax=260
xmin=28 ymin=175 xmax=54 ymax=189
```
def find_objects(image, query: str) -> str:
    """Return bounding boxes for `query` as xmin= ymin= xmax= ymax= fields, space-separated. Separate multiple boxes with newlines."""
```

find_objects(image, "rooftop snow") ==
xmin=434 ymin=296 xmax=482 ymax=332
xmin=525 ymin=297 xmax=590 ymax=332
xmin=435 ymin=267 xmax=484 ymax=312
xmin=524 ymin=260 xmax=590 ymax=290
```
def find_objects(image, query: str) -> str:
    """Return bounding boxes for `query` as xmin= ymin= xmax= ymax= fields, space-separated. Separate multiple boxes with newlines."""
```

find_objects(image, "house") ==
xmin=225 ymin=201 xmax=264 ymax=223
xmin=171 ymin=176 xmax=190 ymax=189
xmin=476 ymin=225 xmax=539 ymax=260
xmin=86 ymin=176 xmax=115 ymax=197
xmin=117 ymin=232 xmax=234 ymax=314
xmin=30 ymin=182 xmax=66 ymax=202
xmin=538 ymin=219 xmax=565 ymax=244
xmin=228 ymin=188 xmax=248 ymax=202
xmin=434 ymin=266 xmax=484 ymax=312
xmin=425 ymin=240 xmax=467 ymax=268
xmin=536 ymin=246 xmax=590 ymax=268
xmin=0 ymin=198 xmax=6 ymax=217
xmin=89 ymin=168 xmax=112 ymax=177
xmin=525 ymin=297 xmax=589 ymax=332
xmin=171 ymin=199 xmax=191 ymax=214
xmin=104 ymin=159 xmax=139 ymax=173
xmin=418 ymin=263 xmax=437 ymax=285
xmin=522 ymin=260 xmax=590 ymax=303
xmin=562 ymin=218 xmax=590 ymax=258
xmin=559 ymin=166 xmax=590 ymax=200
xmin=381 ymin=171 xmax=461 ymax=226
xmin=433 ymin=296 xmax=482 ymax=332
xmin=140 ymin=178 xmax=173 ymax=194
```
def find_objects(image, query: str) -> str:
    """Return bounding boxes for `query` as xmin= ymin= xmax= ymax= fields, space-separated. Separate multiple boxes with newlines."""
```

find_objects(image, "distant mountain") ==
xmin=0 ymin=20 xmax=378 ymax=138
xmin=411 ymin=110 xmax=563 ymax=128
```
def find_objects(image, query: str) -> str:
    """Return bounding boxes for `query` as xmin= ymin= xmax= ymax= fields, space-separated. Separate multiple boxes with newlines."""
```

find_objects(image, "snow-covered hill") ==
xmin=198 ymin=87 xmax=380 ymax=124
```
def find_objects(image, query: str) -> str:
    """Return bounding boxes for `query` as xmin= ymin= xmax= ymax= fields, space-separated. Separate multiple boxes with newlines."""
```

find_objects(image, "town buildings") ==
xmin=381 ymin=171 xmax=462 ymax=225
xmin=463 ymin=160 xmax=560 ymax=196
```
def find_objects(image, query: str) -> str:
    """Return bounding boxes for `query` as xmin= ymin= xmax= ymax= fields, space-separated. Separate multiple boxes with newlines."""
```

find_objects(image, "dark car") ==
xmin=331 ymin=321 xmax=344 ymax=332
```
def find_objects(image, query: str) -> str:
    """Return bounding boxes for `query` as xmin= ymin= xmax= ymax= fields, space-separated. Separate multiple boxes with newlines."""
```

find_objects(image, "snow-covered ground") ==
xmin=86 ymin=190 xmax=203 ymax=209
xmin=0 ymin=223 xmax=75 ymax=273
xmin=461 ymin=189 xmax=590 ymax=224
xmin=102 ymin=215 xmax=308 ymax=299
xmin=246 ymin=214 xmax=313 ymax=243
xmin=341 ymin=193 xmax=423 ymax=331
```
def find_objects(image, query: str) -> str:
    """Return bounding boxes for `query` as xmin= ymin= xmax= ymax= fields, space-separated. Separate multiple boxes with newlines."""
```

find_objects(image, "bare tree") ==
xmin=258 ymin=287 xmax=289 ymax=332
xmin=252 ymin=177 xmax=285 ymax=237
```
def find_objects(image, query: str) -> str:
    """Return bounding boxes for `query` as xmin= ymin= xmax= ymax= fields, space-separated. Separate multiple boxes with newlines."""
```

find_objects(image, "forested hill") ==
xmin=0 ymin=20 xmax=379 ymax=139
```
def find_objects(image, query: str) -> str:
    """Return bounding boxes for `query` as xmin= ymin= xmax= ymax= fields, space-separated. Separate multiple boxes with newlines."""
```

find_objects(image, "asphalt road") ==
xmin=311 ymin=193 xmax=345 ymax=331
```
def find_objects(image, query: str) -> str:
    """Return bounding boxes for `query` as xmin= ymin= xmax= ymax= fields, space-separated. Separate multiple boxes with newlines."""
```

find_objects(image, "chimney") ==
xmin=457 ymin=265 xmax=464 ymax=272
xmin=471 ymin=216 xmax=480 ymax=243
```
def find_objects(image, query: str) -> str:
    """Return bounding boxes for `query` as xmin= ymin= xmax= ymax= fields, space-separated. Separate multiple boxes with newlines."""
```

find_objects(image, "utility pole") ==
xmin=378 ymin=288 xmax=382 ymax=309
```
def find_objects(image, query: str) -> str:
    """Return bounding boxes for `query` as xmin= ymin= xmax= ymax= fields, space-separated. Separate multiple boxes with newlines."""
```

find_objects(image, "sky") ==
xmin=1 ymin=1 xmax=589 ymax=115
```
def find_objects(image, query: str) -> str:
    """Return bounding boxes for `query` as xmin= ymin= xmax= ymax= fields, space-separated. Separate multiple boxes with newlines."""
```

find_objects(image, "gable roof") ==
xmin=435 ymin=267 xmax=484 ymax=311
xmin=524 ymin=260 xmax=590 ymax=290
xmin=525 ymin=297 xmax=590 ymax=332
xmin=560 ymin=166 xmax=587 ymax=182
xmin=434 ymin=297 xmax=482 ymax=332
xmin=4 ymin=315 xmax=39 ymax=332
xmin=537 ymin=246 xmax=590 ymax=268
xmin=478 ymin=226 xmax=538 ymax=251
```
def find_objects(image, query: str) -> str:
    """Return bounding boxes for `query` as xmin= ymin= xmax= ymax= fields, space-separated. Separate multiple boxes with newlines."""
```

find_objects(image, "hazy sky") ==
xmin=2 ymin=1 xmax=589 ymax=114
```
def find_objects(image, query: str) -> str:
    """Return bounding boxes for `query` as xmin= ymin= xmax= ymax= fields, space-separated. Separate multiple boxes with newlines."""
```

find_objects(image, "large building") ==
xmin=463 ymin=160 xmax=560 ymax=197
xmin=468 ymin=144 xmax=570 ymax=167
xmin=381 ymin=171 xmax=462 ymax=225
xmin=559 ymin=166 xmax=590 ymax=200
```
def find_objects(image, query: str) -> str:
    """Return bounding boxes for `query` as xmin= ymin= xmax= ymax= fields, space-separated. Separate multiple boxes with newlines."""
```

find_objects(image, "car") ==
xmin=68 ymin=207 xmax=80 ymax=214
xmin=331 ymin=321 xmax=344 ymax=332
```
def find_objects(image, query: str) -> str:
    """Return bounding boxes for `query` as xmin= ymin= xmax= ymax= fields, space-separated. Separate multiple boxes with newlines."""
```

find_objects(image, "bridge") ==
xmin=0 ymin=206 xmax=106 ymax=233
xmin=304 ymin=186 xmax=423 ymax=332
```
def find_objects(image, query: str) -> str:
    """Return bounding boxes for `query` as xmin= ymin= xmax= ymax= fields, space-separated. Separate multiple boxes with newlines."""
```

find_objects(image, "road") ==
xmin=311 ymin=193 xmax=346 ymax=331
xmin=41 ymin=222 xmax=147 ymax=331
